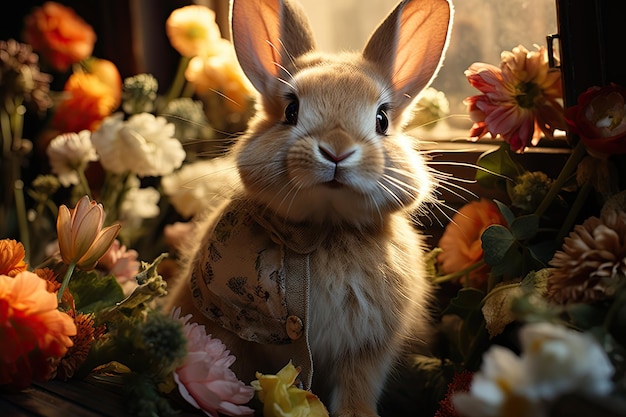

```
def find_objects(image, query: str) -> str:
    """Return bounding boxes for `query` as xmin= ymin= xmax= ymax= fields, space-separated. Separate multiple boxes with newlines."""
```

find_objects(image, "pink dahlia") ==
xmin=171 ymin=308 xmax=254 ymax=416
xmin=464 ymin=45 xmax=566 ymax=152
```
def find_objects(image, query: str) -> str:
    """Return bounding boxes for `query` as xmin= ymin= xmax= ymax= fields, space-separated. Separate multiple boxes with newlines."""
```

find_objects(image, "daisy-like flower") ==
xmin=0 ymin=239 xmax=28 ymax=277
xmin=437 ymin=199 xmax=507 ymax=290
xmin=22 ymin=1 xmax=96 ymax=72
xmin=165 ymin=5 xmax=223 ymax=58
xmin=56 ymin=195 xmax=120 ymax=271
xmin=171 ymin=308 xmax=255 ymax=417
xmin=0 ymin=271 xmax=77 ymax=388
xmin=464 ymin=45 xmax=566 ymax=152
xmin=46 ymin=130 xmax=98 ymax=187
xmin=252 ymin=361 xmax=329 ymax=417
xmin=53 ymin=311 xmax=104 ymax=381
xmin=91 ymin=112 xmax=186 ymax=177
xmin=97 ymin=240 xmax=140 ymax=296
xmin=547 ymin=209 xmax=626 ymax=304
xmin=452 ymin=322 xmax=614 ymax=417
xmin=0 ymin=39 xmax=52 ymax=113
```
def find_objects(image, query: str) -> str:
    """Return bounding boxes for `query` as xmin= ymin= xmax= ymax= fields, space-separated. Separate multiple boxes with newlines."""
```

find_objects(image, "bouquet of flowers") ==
xmin=0 ymin=2 xmax=328 ymax=416
xmin=427 ymin=45 xmax=626 ymax=417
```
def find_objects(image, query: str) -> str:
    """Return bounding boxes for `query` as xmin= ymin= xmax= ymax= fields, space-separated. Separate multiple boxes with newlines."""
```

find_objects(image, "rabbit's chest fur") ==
xmin=307 ymin=214 xmax=430 ymax=360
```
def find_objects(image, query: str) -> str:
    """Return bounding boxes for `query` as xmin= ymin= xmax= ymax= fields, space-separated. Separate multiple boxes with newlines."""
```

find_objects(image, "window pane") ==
xmin=298 ymin=0 xmax=558 ymax=129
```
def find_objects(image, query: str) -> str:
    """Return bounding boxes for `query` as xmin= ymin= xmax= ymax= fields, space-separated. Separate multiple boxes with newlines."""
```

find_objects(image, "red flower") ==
xmin=22 ymin=1 xmax=96 ymax=72
xmin=564 ymin=83 xmax=626 ymax=157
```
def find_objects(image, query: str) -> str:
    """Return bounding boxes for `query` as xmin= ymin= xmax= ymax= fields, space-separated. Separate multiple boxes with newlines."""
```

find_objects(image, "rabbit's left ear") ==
xmin=363 ymin=0 xmax=453 ymax=113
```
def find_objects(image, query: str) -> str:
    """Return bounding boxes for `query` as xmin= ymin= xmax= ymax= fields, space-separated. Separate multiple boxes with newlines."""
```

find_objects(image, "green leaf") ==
xmin=493 ymin=200 xmax=516 ymax=226
xmin=510 ymin=214 xmax=539 ymax=241
xmin=69 ymin=270 xmax=125 ymax=313
xmin=475 ymin=143 xmax=523 ymax=189
xmin=442 ymin=287 xmax=485 ymax=317
xmin=481 ymin=224 xmax=515 ymax=265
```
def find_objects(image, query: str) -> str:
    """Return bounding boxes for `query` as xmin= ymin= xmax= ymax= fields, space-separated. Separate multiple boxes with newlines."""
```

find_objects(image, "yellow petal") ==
xmin=76 ymin=223 xmax=121 ymax=270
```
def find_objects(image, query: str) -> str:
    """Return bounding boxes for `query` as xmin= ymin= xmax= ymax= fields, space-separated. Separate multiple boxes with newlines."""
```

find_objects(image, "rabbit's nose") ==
xmin=318 ymin=145 xmax=355 ymax=163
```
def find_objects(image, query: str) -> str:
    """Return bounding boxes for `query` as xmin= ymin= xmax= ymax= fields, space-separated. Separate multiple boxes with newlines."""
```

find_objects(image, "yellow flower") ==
xmin=165 ymin=5 xmax=222 ymax=57
xmin=252 ymin=361 xmax=329 ymax=417
xmin=56 ymin=195 xmax=120 ymax=271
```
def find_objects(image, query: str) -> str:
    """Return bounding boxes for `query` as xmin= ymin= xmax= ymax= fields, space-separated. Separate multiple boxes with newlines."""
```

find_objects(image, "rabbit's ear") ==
xmin=230 ymin=0 xmax=316 ymax=96
xmin=363 ymin=0 xmax=453 ymax=112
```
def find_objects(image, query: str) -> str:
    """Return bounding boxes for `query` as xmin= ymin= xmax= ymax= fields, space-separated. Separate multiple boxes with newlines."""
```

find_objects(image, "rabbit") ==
xmin=163 ymin=0 xmax=453 ymax=415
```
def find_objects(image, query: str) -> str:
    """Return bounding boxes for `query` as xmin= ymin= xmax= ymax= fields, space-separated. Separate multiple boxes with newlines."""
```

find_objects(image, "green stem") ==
xmin=58 ymin=261 xmax=76 ymax=302
xmin=14 ymin=179 xmax=30 ymax=264
xmin=431 ymin=260 xmax=486 ymax=285
xmin=534 ymin=140 xmax=587 ymax=219
xmin=556 ymin=180 xmax=592 ymax=243
xmin=162 ymin=56 xmax=192 ymax=109
xmin=77 ymin=168 xmax=92 ymax=198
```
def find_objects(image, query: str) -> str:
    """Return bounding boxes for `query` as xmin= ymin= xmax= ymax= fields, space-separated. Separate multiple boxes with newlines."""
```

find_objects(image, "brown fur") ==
xmin=163 ymin=1 xmax=453 ymax=415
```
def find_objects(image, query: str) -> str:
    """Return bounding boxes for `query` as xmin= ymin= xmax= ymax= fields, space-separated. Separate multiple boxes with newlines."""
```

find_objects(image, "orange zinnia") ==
xmin=437 ymin=199 xmax=508 ymax=290
xmin=0 ymin=239 xmax=28 ymax=277
xmin=0 ymin=271 xmax=76 ymax=388
xmin=22 ymin=1 xmax=96 ymax=72
xmin=50 ymin=72 xmax=118 ymax=133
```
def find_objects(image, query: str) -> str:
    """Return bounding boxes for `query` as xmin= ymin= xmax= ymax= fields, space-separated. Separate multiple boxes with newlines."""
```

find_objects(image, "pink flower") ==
xmin=464 ymin=45 xmax=566 ymax=152
xmin=171 ymin=308 xmax=254 ymax=417
xmin=97 ymin=240 xmax=140 ymax=295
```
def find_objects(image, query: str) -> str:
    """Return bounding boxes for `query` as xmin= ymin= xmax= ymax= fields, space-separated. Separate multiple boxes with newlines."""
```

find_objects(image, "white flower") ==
xmin=161 ymin=156 xmax=239 ymax=218
xmin=452 ymin=346 xmax=543 ymax=417
xmin=120 ymin=177 xmax=160 ymax=221
xmin=452 ymin=322 xmax=615 ymax=417
xmin=91 ymin=112 xmax=186 ymax=177
xmin=46 ymin=130 xmax=98 ymax=187
xmin=520 ymin=322 xmax=614 ymax=399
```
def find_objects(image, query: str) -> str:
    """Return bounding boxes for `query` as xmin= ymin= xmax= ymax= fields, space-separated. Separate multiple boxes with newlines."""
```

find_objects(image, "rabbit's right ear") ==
xmin=230 ymin=0 xmax=316 ymax=96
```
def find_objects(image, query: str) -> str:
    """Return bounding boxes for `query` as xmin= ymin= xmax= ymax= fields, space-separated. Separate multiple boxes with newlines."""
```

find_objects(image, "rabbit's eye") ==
xmin=284 ymin=97 xmax=299 ymax=125
xmin=376 ymin=105 xmax=389 ymax=135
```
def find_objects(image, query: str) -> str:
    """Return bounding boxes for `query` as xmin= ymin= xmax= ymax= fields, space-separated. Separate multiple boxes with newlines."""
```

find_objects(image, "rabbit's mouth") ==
xmin=323 ymin=179 xmax=343 ymax=189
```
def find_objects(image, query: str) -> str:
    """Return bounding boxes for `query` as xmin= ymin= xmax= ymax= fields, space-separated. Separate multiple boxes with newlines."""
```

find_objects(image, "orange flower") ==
xmin=185 ymin=39 xmax=255 ymax=112
xmin=82 ymin=57 xmax=123 ymax=111
xmin=50 ymin=71 xmax=118 ymax=133
xmin=56 ymin=195 xmax=121 ymax=271
xmin=437 ymin=199 xmax=508 ymax=289
xmin=22 ymin=1 xmax=96 ymax=72
xmin=0 ymin=271 xmax=77 ymax=388
xmin=0 ymin=239 xmax=28 ymax=277
xmin=166 ymin=5 xmax=223 ymax=57
xmin=53 ymin=311 xmax=103 ymax=381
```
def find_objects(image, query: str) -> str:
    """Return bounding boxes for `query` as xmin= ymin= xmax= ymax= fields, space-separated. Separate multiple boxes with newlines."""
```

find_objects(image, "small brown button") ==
xmin=286 ymin=315 xmax=303 ymax=340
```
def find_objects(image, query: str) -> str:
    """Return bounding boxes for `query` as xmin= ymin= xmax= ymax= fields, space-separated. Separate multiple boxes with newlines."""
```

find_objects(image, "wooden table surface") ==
xmin=0 ymin=377 xmax=204 ymax=417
